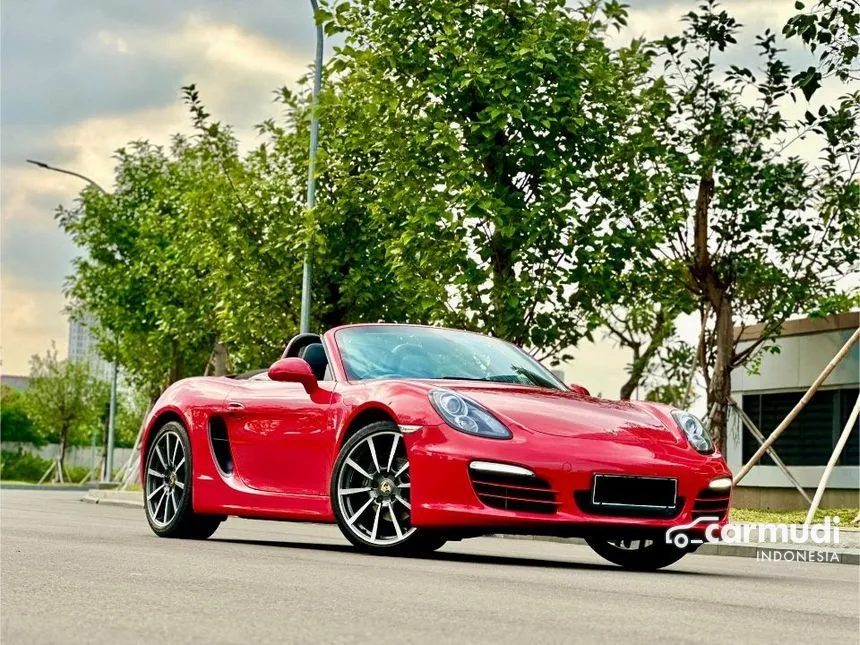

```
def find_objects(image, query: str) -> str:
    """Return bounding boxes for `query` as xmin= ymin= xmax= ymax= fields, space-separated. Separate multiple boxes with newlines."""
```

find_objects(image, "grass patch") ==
xmin=731 ymin=507 xmax=859 ymax=525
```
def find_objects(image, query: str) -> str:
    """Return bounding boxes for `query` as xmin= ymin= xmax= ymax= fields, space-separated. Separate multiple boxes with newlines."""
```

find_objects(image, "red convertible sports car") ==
xmin=141 ymin=323 xmax=732 ymax=570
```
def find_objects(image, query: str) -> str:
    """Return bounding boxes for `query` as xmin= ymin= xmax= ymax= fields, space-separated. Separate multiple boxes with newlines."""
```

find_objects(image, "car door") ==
xmin=224 ymin=377 xmax=335 ymax=496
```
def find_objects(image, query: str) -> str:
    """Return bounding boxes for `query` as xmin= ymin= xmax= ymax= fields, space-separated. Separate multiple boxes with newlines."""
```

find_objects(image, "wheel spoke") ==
xmin=366 ymin=437 xmax=381 ymax=473
xmin=346 ymin=458 xmax=373 ymax=480
xmin=395 ymin=494 xmax=411 ymax=510
xmin=386 ymin=434 xmax=399 ymax=471
xmin=147 ymin=468 xmax=164 ymax=478
xmin=171 ymin=435 xmax=180 ymax=465
xmin=154 ymin=445 xmax=167 ymax=469
xmin=347 ymin=497 xmax=374 ymax=526
xmin=147 ymin=484 xmax=164 ymax=500
xmin=174 ymin=480 xmax=185 ymax=490
xmin=174 ymin=457 xmax=186 ymax=471
xmin=389 ymin=506 xmax=403 ymax=539
xmin=397 ymin=482 xmax=410 ymax=488
xmin=370 ymin=504 xmax=381 ymax=541
xmin=164 ymin=435 xmax=171 ymax=465
xmin=339 ymin=487 xmax=371 ymax=495
xmin=394 ymin=462 xmax=408 ymax=478
xmin=154 ymin=490 xmax=167 ymax=520
xmin=170 ymin=490 xmax=178 ymax=517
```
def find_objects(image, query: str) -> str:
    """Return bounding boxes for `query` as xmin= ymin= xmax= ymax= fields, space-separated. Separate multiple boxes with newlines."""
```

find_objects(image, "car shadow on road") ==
xmin=210 ymin=537 xmax=731 ymax=577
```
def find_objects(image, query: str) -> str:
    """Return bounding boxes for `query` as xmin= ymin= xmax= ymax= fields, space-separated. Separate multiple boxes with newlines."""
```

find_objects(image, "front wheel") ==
xmin=144 ymin=421 xmax=223 ymax=539
xmin=585 ymin=537 xmax=689 ymax=571
xmin=331 ymin=422 xmax=446 ymax=556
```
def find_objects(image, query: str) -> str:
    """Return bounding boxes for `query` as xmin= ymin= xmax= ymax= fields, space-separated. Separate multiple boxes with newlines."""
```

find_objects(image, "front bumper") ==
xmin=405 ymin=424 xmax=732 ymax=538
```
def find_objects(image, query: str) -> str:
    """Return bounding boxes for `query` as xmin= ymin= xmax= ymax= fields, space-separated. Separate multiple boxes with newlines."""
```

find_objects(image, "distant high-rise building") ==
xmin=68 ymin=313 xmax=114 ymax=382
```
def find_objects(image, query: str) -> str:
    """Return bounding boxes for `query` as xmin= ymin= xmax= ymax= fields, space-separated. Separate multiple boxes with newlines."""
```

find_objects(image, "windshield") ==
xmin=335 ymin=325 xmax=565 ymax=390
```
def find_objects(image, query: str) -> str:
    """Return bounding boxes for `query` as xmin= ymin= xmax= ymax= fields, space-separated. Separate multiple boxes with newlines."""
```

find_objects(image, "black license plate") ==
xmin=592 ymin=474 xmax=677 ymax=509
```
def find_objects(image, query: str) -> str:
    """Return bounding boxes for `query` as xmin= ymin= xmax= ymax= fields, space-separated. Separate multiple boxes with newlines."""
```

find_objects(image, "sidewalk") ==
xmin=82 ymin=489 xmax=859 ymax=565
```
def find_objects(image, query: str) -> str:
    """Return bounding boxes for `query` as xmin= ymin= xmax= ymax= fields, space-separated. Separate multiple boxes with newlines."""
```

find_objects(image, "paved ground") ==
xmin=1 ymin=490 xmax=858 ymax=645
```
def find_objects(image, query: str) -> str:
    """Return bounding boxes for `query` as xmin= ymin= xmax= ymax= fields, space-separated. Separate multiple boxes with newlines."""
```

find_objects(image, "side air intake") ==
xmin=209 ymin=417 xmax=234 ymax=475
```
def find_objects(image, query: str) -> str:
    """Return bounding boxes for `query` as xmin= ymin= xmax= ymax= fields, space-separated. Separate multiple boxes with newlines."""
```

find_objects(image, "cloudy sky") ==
xmin=0 ymin=1 xmax=805 ymax=395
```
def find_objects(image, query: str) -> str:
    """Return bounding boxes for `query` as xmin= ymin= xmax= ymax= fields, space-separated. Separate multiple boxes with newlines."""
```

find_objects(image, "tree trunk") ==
xmin=619 ymin=345 xmax=642 ymax=400
xmin=167 ymin=338 xmax=185 ymax=385
xmin=212 ymin=338 xmax=229 ymax=376
xmin=58 ymin=423 xmax=69 ymax=482
xmin=707 ymin=294 xmax=733 ymax=452
xmin=489 ymin=229 xmax=515 ymax=341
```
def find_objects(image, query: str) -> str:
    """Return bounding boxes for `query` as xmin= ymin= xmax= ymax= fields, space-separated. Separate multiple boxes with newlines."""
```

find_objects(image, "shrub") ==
xmin=0 ymin=450 xmax=52 ymax=481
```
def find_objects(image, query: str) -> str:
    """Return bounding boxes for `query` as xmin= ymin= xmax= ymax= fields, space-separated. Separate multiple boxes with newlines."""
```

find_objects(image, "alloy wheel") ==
xmin=145 ymin=430 xmax=187 ymax=528
xmin=336 ymin=431 xmax=415 ymax=545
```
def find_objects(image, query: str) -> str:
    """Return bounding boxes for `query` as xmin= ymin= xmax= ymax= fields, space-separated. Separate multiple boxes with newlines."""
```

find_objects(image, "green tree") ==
xmin=318 ymin=0 xmax=656 ymax=357
xmin=609 ymin=0 xmax=859 ymax=445
xmin=25 ymin=344 xmax=108 ymax=472
xmin=58 ymin=139 xmax=245 ymax=394
xmin=0 ymin=386 xmax=45 ymax=445
xmin=114 ymin=388 xmax=153 ymax=448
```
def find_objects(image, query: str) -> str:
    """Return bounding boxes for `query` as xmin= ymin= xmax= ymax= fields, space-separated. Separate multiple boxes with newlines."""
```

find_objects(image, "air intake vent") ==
xmin=469 ymin=466 xmax=559 ymax=515
xmin=692 ymin=488 xmax=730 ymax=521
xmin=209 ymin=417 xmax=234 ymax=475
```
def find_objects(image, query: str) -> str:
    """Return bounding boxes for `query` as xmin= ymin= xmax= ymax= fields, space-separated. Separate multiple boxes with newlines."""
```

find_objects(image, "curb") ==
xmin=81 ymin=491 xmax=143 ymax=509
xmin=81 ymin=491 xmax=858 ymax=565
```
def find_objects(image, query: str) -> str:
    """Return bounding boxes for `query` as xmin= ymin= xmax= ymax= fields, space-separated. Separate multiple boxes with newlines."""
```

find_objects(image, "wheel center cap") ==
xmin=378 ymin=479 xmax=394 ymax=496
xmin=167 ymin=472 xmax=176 ymax=487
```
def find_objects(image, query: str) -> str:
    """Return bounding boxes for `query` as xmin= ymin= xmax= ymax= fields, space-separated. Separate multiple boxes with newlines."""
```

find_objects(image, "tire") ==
xmin=585 ymin=537 xmax=689 ymax=571
xmin=144 ymin=420 xmax=224 ymax=540
xmin=331 ymin=421 xmax=446 ymax=556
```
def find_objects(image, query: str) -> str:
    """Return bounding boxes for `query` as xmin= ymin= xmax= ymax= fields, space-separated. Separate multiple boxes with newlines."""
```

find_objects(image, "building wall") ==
xmin=0 ymin=375 xmax=30 ymax=391
xmin=728 ymin=326 xmax=859 ymax=494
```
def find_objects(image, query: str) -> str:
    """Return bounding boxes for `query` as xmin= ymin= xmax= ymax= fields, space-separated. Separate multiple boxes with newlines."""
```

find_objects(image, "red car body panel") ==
xmin=141 ymin=324 xmax=732 ymax=536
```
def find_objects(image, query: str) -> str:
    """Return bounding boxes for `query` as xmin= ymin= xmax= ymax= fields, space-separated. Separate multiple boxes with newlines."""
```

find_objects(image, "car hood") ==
xmin=423 ymin=381 xmax=683 ymax=446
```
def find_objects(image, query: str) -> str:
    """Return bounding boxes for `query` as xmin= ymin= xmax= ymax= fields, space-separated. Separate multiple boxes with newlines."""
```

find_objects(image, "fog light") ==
xmin=709 ymin=477 xmax=732 ymax=490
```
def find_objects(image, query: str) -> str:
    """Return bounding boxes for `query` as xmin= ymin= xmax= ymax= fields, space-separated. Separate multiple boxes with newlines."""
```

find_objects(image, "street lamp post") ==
xmin=26 ymin=158 xmax=119 ymax=484
xmin=299 ymin=0 xmax=324 ymax=334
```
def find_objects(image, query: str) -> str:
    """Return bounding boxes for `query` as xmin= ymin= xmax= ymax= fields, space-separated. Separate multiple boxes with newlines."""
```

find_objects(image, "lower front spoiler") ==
xmin=426 ymin=522 xmax=715 ymax=543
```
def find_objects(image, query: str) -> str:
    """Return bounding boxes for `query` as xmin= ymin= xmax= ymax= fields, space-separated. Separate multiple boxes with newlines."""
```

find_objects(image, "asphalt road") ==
xmin=1 ymin=490 xmax=858 ymax=645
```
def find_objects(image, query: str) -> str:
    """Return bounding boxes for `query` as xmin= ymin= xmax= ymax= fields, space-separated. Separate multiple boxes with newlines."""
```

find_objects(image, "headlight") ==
xmin=429 ymin=389 xmax=512 ymax=439
xmin=671 ymin=410 xmax=715 ymax=454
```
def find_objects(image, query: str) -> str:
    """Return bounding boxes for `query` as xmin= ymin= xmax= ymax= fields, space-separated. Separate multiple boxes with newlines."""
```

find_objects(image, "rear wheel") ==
xmin=144 ymin=421 xmax=223 ymax=539
xmin=331 ymin=422 xmax=446 ymax=555
xmin=585 ymin=537 xmax=688 ymax=571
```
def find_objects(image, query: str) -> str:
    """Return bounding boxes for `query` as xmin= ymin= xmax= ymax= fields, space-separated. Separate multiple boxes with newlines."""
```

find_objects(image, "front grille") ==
xmin=692 ymin=488 xmax=730 ymax=521
xmin=469 ymin=470 xmax=560 ymax=515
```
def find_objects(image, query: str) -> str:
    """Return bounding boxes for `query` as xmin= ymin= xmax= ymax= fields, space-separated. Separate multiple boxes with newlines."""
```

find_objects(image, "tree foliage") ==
xmin=604 ymin=0 xmax=859 ymax=441
xmin=318 ymin=0 xmax=657 ymax=358
xmin=55 ymin=0 xmax=857 ymax=419
xmin=24 ymin=344 xmax=108 ymax=470
xmin=0 ymin=386 xmax=45 ymax=446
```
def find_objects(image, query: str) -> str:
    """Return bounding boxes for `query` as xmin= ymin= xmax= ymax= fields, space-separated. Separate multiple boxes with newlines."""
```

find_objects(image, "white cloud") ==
xmin=1 ymin=13 xmax=311 ymax=374
xmin=0 ymin=277 xmax=69 ymax=375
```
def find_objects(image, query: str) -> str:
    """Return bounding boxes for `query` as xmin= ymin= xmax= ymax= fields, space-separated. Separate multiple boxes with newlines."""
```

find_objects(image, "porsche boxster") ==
xmin=140 ymin=323 xmax=732 ymax=570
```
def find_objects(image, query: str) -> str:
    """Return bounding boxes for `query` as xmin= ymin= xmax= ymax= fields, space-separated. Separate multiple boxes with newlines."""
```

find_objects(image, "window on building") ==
xmin=742 ymin=387 xmax=859 ymax=466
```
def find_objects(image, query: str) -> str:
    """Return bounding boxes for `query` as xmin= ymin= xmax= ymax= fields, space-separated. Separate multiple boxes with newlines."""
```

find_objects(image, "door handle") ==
xmin=226 ymin=401 xmax=245 ymax=414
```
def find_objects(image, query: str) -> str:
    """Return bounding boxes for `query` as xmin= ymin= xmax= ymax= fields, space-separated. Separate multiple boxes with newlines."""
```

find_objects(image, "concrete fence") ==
xmin=1 ymin=442 xmax=136 ymax=472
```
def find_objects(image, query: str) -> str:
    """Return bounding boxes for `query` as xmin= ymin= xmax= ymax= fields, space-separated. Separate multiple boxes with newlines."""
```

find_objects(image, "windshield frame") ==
xmin=330 ymin=324 xmax=567 ymax=391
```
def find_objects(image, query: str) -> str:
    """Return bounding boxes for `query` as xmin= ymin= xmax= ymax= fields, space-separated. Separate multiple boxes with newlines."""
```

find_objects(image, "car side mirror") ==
xmin=568 ymin=383 xmax=590 ymax=397
xmin=268 ymin=358 xmax=318 ymax=394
